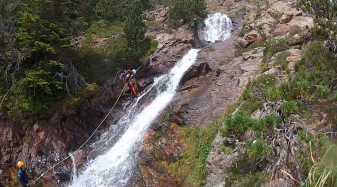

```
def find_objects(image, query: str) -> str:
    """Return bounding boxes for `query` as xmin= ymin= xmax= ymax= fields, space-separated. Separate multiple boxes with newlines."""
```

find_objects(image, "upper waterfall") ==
xmin=204 ymin=13 xmax=233 ymax=43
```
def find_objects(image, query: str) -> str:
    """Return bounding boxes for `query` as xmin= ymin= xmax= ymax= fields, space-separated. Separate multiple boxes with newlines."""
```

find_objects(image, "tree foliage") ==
xmin=123 ymin=0 xmax=151 ymax=65
xmin=95 ymin=0 xmax=150 ymax=22
xmin=0 ymin=0 xmax=158 ymax=122
xmin=166 ymin=0 xmax=207 ymax=26
xmin=6 ymin=60 xmax=65 ymax=120
xmin=297 ymin=0 xmax=337 ymax=38
xmin=16 ymin=0 xmax=71 ymax=59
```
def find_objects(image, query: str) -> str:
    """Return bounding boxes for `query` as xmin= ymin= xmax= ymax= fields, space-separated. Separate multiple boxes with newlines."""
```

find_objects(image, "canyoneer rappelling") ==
xmin=119 ymin=69 xmax=137 ymax=96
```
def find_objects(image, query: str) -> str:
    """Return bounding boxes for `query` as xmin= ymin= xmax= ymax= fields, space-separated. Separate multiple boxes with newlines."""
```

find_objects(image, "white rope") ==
xmin=34 ymin=86 xmax=126 ymax=182
xmin=136 ymin=60 xmax=147 ymax=71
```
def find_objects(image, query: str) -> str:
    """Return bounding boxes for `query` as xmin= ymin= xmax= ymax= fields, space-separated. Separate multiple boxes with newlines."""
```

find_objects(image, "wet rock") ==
xmin=149 ymin=41 xmax=192 ymax=74
xmin=168 ymin=104 xmax=188 ymax=125
xmin=172 ymin=44 xmax=264 ymax=128
xmin=180 ymin=62 xmax=212 ymax=86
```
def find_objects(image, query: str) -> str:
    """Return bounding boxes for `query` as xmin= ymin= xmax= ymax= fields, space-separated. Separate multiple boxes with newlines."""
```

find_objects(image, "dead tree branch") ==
xmin=56 ymin=55 xmax=88 ymax=95
xmin=259 ymin=101 xmax=315 ymax=185
xmin=0 ymin=17 xmax=27 ymax=105
xmin=0 ymin=17 xmax=26 ymax=76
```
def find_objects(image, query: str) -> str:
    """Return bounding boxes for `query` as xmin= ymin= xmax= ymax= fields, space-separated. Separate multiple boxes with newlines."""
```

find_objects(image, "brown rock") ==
xmin=146 ymin=6 xmax=168 ymax=22
xmin=286 ymin=48 xmax=301 ymax=74
xmin=254 ymin=12 xmax=277 ymax=27
xmin=175 ymin=25 xmax=194 ymax=43
xmin=274 ymin=24 xmax=292 ymax=36
xmin=156 ymin=33 xmax=174 ymax=49
xmin=280 ymin=13 xmax=293 ymax=24
xmin=236 ymin=37 xmax=250 ymax=48
xmin=291 ymin=10 xmax=303 ymax=16
xmin=244 ymin=30 xmax=261 ymax=44
xmin=156 ymin=8 xmax=168 ymax=22
xmin=269 ymin=1 xmax=293 ymax=14
xmin=288 ymin=16 xmax=314 ymax=29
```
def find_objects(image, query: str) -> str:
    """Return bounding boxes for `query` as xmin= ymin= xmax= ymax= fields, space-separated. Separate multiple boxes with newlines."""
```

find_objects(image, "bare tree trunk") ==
xmin=55 ymin=55 xmax=88 ymax=95
xmin=0 ymin=17 xmax=27 ymax=106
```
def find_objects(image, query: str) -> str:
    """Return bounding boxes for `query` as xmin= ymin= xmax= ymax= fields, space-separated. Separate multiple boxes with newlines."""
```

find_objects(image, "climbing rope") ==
xmin=34 ymin=85 xmax=126 ymax=182
xmin=136 ymin=60 xmax=148 ymax=71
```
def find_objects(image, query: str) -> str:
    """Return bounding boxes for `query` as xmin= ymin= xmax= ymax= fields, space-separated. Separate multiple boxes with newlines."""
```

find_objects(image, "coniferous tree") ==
xmin=167 ymin=0 xmax=207 ymax=26
xmin=95 ymin=0 xmax=129 ymax=22
xmin=297 ymin=0 xmax=337 ymax=38
xmin=123 ymin=0 xmax=150 ymax=65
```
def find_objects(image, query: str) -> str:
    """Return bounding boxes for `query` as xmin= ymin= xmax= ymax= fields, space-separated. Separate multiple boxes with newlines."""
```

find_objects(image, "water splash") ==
xmin=204 ymin=13 xmax=233 ymax=42
xmin=69 ymin=153 xmax=78 ymax=182
xmin=68 ymin=49 xmax=200 ymax=187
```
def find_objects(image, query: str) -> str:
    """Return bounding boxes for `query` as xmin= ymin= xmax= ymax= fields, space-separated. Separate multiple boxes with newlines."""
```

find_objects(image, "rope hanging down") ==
xmin=34 ymin=86 xmax=126 ymax=182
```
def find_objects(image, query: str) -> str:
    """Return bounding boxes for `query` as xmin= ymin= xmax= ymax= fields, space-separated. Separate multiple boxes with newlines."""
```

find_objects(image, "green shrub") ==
xmin=290 ymin=41 xmax=337 ymax=101
xmin=224 ymin=110 xmax=256 ymax=136
xmin=263 ymin=39 xmax=289 ymax=63
xmin=246 ymin=139 xmax=271 ymax=159
xmin=6 ymin=60 xmax=65 ymax=121
xmin=274 ymin=51 xmax=291 ymax=70
xmin=281 ymin=100 xmax=299 ymax=116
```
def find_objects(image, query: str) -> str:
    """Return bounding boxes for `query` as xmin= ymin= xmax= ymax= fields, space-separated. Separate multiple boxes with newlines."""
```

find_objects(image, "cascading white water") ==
xmin=204 ymin=13 xmax=233 ymax=43
xmin=68 ymin=49 xmax=200 ymax=187
xmin=69 ymin=153 xmax=78 ymax=182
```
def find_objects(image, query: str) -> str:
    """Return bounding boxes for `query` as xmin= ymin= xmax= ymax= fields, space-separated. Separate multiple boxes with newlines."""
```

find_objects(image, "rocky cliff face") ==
xmin=0 ymin=86 xmax=121 ymax=186
xmin=0 ymin=0 xmax=317 ymax=186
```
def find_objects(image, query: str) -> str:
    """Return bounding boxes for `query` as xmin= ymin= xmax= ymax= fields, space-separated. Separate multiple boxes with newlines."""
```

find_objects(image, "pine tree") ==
xmin=297 ymin=0 xmax=337 ymax=38
xmin=167 ymin=0 xmax=207 ymax=26
xmin=123 ymin=0 xmax=150 ymax=65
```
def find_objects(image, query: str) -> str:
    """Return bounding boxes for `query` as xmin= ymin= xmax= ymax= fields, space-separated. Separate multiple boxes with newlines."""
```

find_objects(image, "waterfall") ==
xmin=204 ymin=13 xmax=233 ymax=43
xmin=68 ymin=49 xmax=200 ymax=187
xmin=69 ymin=153 xmax=78 ymax=182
